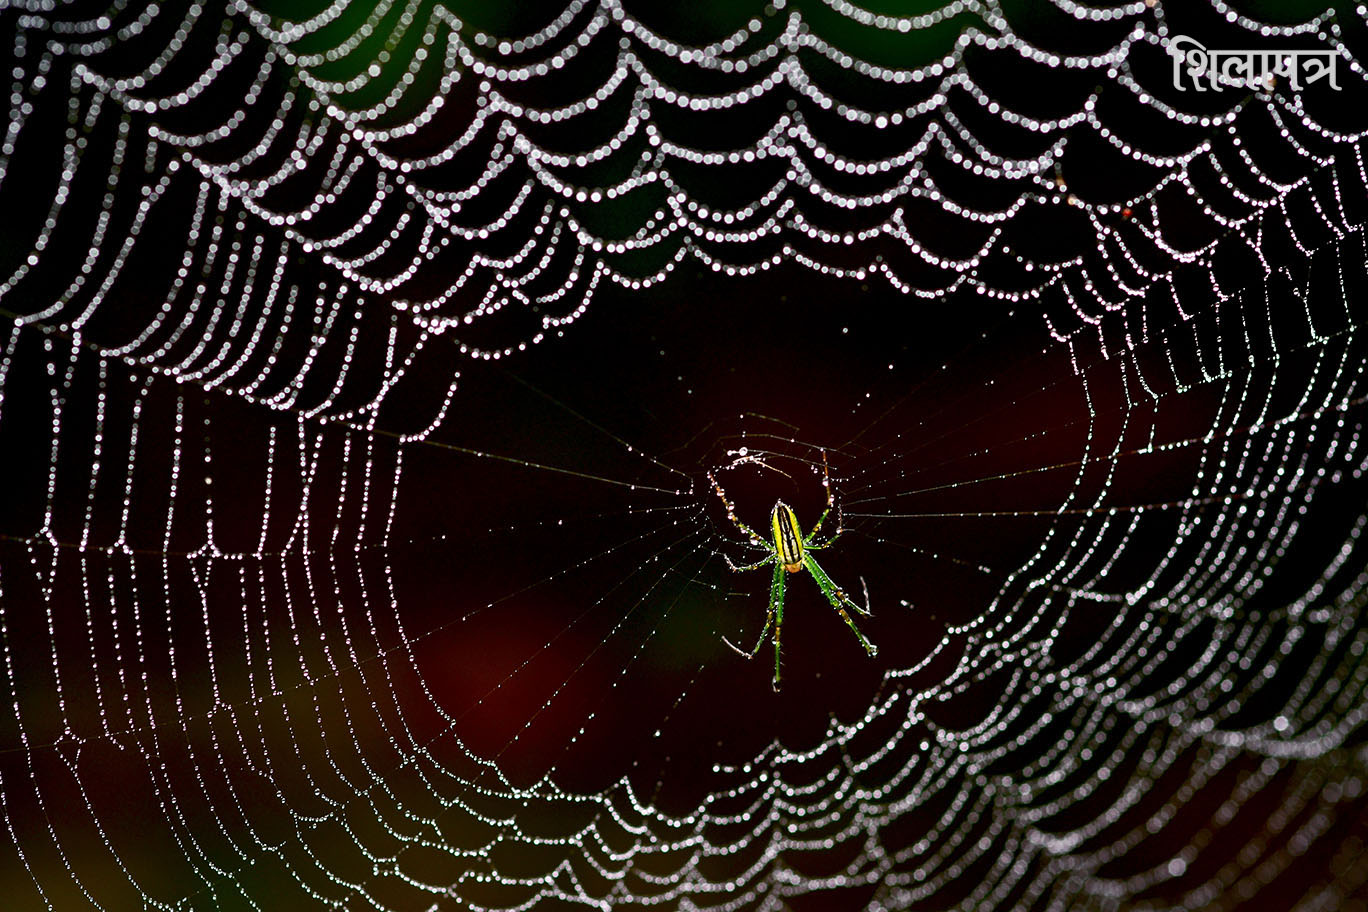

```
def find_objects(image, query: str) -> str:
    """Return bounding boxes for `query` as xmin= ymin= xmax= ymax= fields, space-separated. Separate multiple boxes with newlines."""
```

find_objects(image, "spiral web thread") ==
xmin=2 ymin=1 xmax=1368 ymax=910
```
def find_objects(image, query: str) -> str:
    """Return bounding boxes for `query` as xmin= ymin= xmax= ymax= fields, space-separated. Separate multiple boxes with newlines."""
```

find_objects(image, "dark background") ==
xmin=2 ymin=1 xmax=1368 ymax=910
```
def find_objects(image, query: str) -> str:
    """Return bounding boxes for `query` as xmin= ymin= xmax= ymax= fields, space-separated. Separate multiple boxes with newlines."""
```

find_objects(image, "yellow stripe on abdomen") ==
xmin=771 ymin=501 xmax=805 ymax=570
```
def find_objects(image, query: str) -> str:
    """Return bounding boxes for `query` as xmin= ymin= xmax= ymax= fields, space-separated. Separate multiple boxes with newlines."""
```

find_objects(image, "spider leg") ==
xmin=708 ymin=469 xmax=767 ymax=546
xmin=720 ymin=561 xmax=785 ymax=690
xmin=725 ymin=553 xmax=776 ymax=572
xmin=770 ymin=561 xmax=786 ymax=691
xmin=729 ymin=454 xmax=792 ymax=481
xmin=721 ymin=611 xmax=772 ymax=658
xmin=723 ymin=571 xmax=776 ymax=657
xmin=802 ymin=552 xmax=877 ymax=656
xmin=803 ymin=449 xmax=843 ymax=549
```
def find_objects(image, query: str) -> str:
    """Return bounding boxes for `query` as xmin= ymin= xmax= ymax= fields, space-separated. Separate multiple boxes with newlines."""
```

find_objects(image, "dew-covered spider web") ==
xmin=3 ymin=1 xmax=1368 ymax=910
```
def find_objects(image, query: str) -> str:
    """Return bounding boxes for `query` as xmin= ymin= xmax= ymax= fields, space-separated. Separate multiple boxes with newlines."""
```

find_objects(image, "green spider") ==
xmin=709 ymin=451 xmax=877 ymax=690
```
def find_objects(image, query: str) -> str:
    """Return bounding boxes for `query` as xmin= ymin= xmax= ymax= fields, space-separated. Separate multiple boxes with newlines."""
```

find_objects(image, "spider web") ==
xmin=2 ymin=1 xmax=1368 ymax=911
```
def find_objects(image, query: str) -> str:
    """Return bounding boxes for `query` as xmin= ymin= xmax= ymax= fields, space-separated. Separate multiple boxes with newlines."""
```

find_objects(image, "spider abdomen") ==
xmin=771 ymin=501 xmax=806 ymax=572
